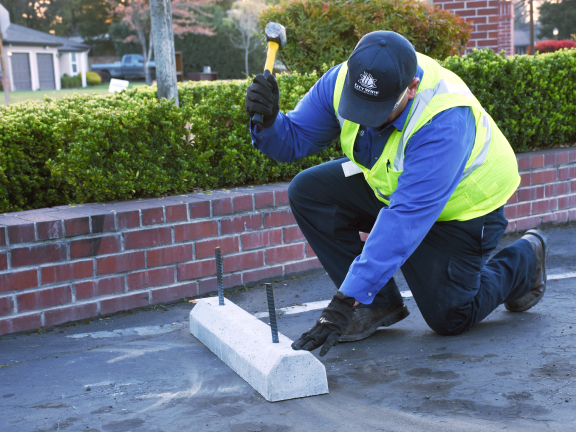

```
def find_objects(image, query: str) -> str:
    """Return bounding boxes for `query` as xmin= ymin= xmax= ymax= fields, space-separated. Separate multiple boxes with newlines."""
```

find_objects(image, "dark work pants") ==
xmin=288 ymin=158 xmax=537 ymax=336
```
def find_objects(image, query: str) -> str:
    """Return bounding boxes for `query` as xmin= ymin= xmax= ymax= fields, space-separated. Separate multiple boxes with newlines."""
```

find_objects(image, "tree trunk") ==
xmin=149 ymin=0 xmax=179 ymax=106
xmin=138 ymin=28 xmax=152 ymax=86
xmin=245 ymin=34 xmax=250 ymax=76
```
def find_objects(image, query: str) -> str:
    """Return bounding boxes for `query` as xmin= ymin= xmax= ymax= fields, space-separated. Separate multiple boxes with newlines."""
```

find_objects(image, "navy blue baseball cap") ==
xmin=338 ymin=31 xmax=418 ymax=128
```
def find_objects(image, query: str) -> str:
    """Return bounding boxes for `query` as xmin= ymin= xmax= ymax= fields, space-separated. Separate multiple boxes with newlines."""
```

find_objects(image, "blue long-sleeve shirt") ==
xmin=250 ymin=64 xmax=477 ymax=304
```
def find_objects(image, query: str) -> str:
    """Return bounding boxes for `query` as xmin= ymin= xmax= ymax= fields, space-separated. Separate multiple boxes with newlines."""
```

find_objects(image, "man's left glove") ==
xmin=245 ymin=73 xmax=279 ymax=130
xmin=291 ymin=291 xmax=355 ymax=356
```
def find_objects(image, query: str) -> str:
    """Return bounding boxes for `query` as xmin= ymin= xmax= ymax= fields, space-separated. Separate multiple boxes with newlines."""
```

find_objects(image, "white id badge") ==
xmin=342 ymin=160 xmax=363 ymax=177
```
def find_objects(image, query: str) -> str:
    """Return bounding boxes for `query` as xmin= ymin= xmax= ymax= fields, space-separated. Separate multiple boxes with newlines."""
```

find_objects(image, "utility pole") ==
xmin=0 ymin=29 xmax=10 ymax=105
xmin=149 ymin=0 xmax=179 ymax=107
xmin=529 ymin=0 xmax=535 ymax=55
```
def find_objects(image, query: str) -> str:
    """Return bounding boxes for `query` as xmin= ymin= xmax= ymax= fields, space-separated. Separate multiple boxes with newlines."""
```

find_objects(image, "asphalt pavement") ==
xmin=1 ymin=223 xmax=575 ymax=432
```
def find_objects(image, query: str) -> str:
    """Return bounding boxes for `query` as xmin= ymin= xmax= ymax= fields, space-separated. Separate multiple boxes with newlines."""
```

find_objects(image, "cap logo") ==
xmin=355 ymin=72 xmax=379 ymax=96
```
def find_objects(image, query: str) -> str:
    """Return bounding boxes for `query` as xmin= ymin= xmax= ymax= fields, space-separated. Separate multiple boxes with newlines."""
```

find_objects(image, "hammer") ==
xmin=252 ymin=22 xmax=287 ymax=127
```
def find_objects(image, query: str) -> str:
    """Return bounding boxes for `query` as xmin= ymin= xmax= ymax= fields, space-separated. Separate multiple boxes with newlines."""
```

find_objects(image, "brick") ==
xmin=165 ymin=204 xmax=188 ymax=223
xmin=91 ymin=214 xmax=116 ymax=233
xmin=0 ymin=269 xmax=38 ymax=293
xmin=189 ymin=201 xmax=210 ymax=219
xmin=569 ymin=149 xmax=576 ymax=163
xmin=75 ymin=276 xmax=125 ymax=300
xmin=478 ymin=7 xmax=498 ymax=15
xmin=198 ymin=274 xmax=243 ymax=296
xmin=124 ymin=227 xmax=172 ymax=250
xmin=466 ymin=0 xmax=487 ymax=7
xmin=233 ymin=195 xmax=253 ymax=212
xmin=545 ymin=182 xmax=571 ymax=198
xmin=127 ymin=267 xmax=174 ymax=291
xmin=70 ymin=235 xmax=122 ymax=259
xmin=100 ymin=292 xmax=149 ymax=315
xmin=266 ymin=244 xmax=304 ymax=265
xmin=488 ymin=14 xmax=500 ymax=22
xmin=471 ymin=31 xmax=487 ymax=39
xmin=64 ymin=217 xmax=90 ymax=237
xmin=515 ymin=216 xmax=541 ymax=231
xmin=17 ymin=285 xmax=72 ymax=313
xmin=477 ymin=24 xmax=499 ymax=31
xmin=117 ymin=210 xmax=140 ymax=229
xmin=572 ymin=180 xmax=576 ymax=192
xmin=531 ymin=155 xmax=544 ymax=169
xmin=150 ymin=282 xmax=198 ymax=304
xmin=0 ymin=227 xmax=5 ymax=246
xmin=242 ymin=266 xmax=284 ymax=286
xmin=97 ymin=252 xmax=145 ymax=276
xmin=41 ymin=260 xmax=94 ymax=285
xmin=264 ymin=210 xmax=296 ymax=228
xmin=255 ymin=191 xmax=274 ymax=209
xmin=283 ymin=226 xmax=305 ymax=243
xmin=7 ymin=223 xmax=35 ymax=244
xmin=454 ymin=9 xmax=476 ymax=17
xmin=517 ymin=186 xmax=544 ymax=202
xmin=174 ymin=221 xmax=218 ymax=242
xmin=504 ymin=203 xmax=531 ymax=219
xmin=558 ymin=166 xmax=576 ymax=181
xmin=223 ymin=251 xmax=264 ymax=273
xmin=0 ymin=296 xmax=14 ymax=316
xmin=532 ymin=198 xmax=557 ymax=215
xmin=520 ymin=173 xmax=531 ymax=187
xmin=569 ymin=209 xmax=576 ymax=222
xmin=212 ymin=198 xmax=233 ymax=216
xmin=177 ymin=259 xmax=216 ymax=281
xmin=558 ymin=194 xmax=576 ymax=210
xmin=557 ymin=150 xmax=569 ymax=165
xmin=196 ymin=236 xmax=240 ymax=259
xmin=241 ymin=229 xmax=283 ymax=250
xmin=275 ymin=190 xmax=289 ymax=206
xmin=11 ymin=244 xmax=67 ymax=268
xmin=306 ymin=243 xmax=317 ymax=257
xmin=0 ymin=253 xmax=6 ymax=271
xmin=532 ymin=169 xmax=557 ymax=185
xmin=221 ymin=215 xmax=263 ymax=234
xmin=142 ymin=208 xmax=165 ymax=226
xmin=488 ymin=31 xmax=499 ymax=39
xmin=285 ymin=258 xmax=322 ymax=275
xmin=506 ymin=193 xmax=518 ymax=205
xmin=147 ymin=244 xmax=193 ymax=267
xmin=442 ymin=1 xmax=465 ymax=9
xmin=477 ymin=39 xmax=498 ymax=47
xmin=543 ymin=212 xmax=568 ymax=224
xmin=44 ymin=303 xmax=98 ymax=327
xmin=504 ymin=221 xmax=516 ymax=234
xmin=466 ymin=16 xmax=486 ymax=24
xmin=0 ymin=313 xmax=42 ymax=335
xmin=517 ymin=156 xmax=530 ymax=173
xmin=544 ymin=153 xmax=556 ymax=167
xmin=37 ymin=220 xmax=63 ymax=241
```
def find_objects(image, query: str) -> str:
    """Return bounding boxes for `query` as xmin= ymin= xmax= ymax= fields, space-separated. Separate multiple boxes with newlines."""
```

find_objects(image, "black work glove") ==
xmin=245 ymin=72 xmax=279 ymax=130
xmin=291 ymin=291 xmax=355 ymax=356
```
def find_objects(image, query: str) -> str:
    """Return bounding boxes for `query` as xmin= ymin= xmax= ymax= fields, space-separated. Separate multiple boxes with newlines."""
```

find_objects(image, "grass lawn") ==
xmin=0 ymin=82 xmax=150 ymax=105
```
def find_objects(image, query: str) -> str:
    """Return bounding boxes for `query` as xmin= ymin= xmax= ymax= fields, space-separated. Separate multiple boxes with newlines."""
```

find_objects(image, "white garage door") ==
xmin=10 ymin=53 xmax=32 ymax=91
xmin=37 ymin=53 xmax=55 ymax=90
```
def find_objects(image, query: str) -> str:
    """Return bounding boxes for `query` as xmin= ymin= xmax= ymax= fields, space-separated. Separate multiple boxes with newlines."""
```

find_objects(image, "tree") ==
xmin=109 ymin=0 xmax=216 ymax=85
xmin=538 ymin=0 xmax=576 ymax=40
xmin=225 ymin=0 xmax=267 ymax=76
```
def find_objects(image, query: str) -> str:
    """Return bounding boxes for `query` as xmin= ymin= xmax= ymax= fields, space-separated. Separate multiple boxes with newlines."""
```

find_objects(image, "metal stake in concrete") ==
xmin=215 ymin=247 xmax=224 ymax=306
xmin=265 ymin=283 xmax=279 ymax=343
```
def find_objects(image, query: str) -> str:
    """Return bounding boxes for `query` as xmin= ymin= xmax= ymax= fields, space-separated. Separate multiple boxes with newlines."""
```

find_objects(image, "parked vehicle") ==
xmin=91 ymin=54 xmax=155 ymax=81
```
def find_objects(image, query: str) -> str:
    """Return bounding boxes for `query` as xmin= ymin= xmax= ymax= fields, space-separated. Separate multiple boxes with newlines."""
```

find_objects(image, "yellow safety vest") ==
xmin=333 ymin=52 xmax=520 ymax=221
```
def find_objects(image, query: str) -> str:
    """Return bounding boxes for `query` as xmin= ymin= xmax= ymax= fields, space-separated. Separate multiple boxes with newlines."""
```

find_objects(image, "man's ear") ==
xmin=407 ymin=78 xmax=420 ymax=100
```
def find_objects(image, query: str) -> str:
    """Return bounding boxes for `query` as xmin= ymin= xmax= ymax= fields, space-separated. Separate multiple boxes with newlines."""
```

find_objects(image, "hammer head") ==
xmin=264 ymin=22 xmax=287 ymax=49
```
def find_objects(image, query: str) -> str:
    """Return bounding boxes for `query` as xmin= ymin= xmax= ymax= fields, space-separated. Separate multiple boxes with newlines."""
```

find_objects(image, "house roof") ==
xmin=2 ymin=23 xmax=90 ymax=52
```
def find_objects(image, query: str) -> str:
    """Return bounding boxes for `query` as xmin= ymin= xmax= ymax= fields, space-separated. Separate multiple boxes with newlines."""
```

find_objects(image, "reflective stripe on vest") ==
xmin=332 ymin=52 xmax=520 ymax=222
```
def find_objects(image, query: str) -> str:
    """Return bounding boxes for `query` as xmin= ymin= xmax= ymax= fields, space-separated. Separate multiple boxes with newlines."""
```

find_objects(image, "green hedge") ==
xmin=1 ymin=49 xmax=575 ymax=213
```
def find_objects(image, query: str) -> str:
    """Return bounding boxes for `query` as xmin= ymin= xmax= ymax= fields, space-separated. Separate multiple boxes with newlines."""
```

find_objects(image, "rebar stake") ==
xmin=265 ymin=283 xmax=279 ymax=343
xmin=215 ymin=247 xmax=224 ymax=306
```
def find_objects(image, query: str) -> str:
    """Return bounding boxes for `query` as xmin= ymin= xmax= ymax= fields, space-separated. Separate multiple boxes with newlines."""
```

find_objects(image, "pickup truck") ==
xmin=91 ymin=54 xmax=155 ymax=81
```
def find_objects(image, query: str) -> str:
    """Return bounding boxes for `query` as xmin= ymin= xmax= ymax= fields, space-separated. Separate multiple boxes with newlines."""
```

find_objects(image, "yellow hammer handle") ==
xmin=264 ymin=41 xmax=280 ymax=73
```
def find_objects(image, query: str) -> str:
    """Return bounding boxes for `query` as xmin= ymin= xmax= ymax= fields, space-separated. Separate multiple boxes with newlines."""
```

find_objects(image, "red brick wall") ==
xmin=1 ymin=147 xmax=575 ymax=335
xmin=433 ymin=0 xmax=514 ymax=55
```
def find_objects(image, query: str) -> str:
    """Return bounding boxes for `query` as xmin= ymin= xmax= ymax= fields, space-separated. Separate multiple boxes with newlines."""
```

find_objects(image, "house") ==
xmin=0 ymin=4 xmax=90 ymax=91
xmin=514 ymin=29 xmax=543 ymax=55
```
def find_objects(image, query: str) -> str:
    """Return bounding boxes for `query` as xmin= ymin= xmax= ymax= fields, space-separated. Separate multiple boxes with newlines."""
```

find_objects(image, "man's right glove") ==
xmin=291 ymin=291 xmax=355 ymax=356
xmin=245 ymin=73 xmax=279 ymax=130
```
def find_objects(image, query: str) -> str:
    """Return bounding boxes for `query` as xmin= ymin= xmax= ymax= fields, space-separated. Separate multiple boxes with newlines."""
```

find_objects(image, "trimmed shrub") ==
xmin=1 ymin=48 xmax=575 ymax=212
xmin=260 ymin=0 xmax=471 ymax=75
xmin=535 ymin=40 xmax=576 ymax=53
xmin=86 ymin=71 xmax=102 ymax=86
xmin=61 ymin=73 xmax=82 ymax=89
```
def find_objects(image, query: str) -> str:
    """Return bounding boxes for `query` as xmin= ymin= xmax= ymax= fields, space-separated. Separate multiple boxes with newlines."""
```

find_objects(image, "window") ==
xmin=71 ymin=52 xmax=78 ymax=74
